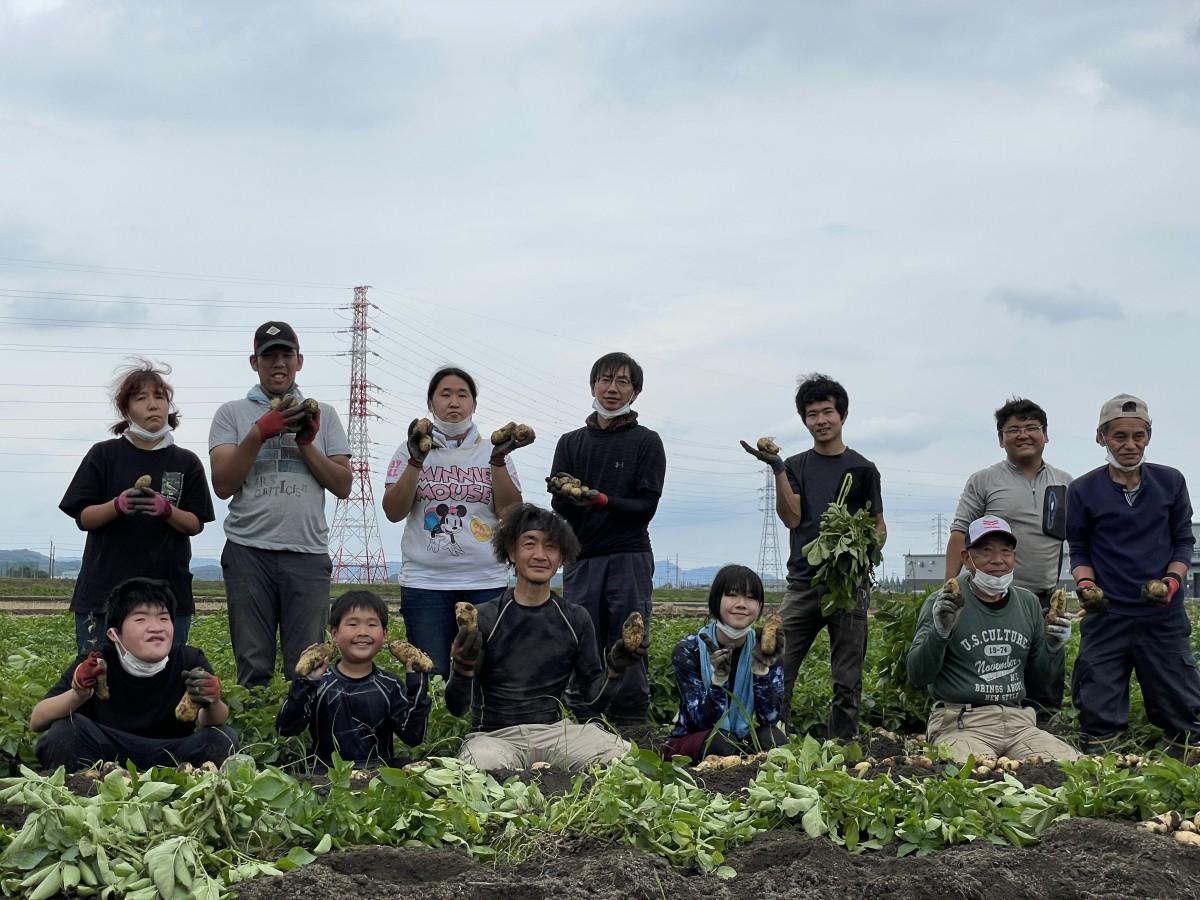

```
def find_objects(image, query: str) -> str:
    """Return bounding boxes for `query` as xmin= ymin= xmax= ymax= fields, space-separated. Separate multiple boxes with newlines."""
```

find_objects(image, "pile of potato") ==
xmin=1138 ymin=810 xmax=1200 ymax=845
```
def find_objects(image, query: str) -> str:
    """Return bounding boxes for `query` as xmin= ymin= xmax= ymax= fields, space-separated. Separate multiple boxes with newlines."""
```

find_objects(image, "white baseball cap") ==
xmin=966 ymin=515 xmax=1017 ymax=549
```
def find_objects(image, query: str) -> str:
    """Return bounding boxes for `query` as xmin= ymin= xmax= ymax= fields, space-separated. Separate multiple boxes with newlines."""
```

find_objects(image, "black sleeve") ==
xmin=179 ymin=451 xmax=216 ymax=525
xmin=573 ymin=610 xmax=621 ymax=712
xmin=391 ymin=672 xmax=431 ymax=747
xmin=185 ymin=647 xmax=214 ymax=675
xmin=869 ymin=462 xmax=884 ymax=514
xmin=785 ymin=454 xmax=805 ymax=502
xmin=276 ymin=678 xmax=319 ymax=737
xmin=59 ymin=444 xmax=108 ymax=527
xmin=42 ymin=656 xmax=86 ymax=701
xmin=444 ymin=669 xmax=473 ymax=718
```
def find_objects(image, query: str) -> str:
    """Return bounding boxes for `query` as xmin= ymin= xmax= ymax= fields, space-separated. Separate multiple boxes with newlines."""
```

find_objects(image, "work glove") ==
xmin=113 ymin=489 xmax=146 ymax=516
xmin=739 ymin=438 xmax=785 ymax=475
xmin=546 ymin=472 xmax=607 ymax=508
xmin=1044 ymin=614 xmax=1073 ymax=650
xmin=407 ymin=418 xmax=434 ymax=468
xmin=751 ymin=618 xmax=785 ymax=676
xmin=450 ymin=629 xmax=482 ymax=677
xmin=1142 ymin=574 xmax=1181 ymax=606
xmin=137 ymin=491 xmax=174 ymax=520
xmin=71 ymin=651 xmax=106 ymax=694
xmin=489 ymin=422 xmax=536 ymax=466
xmin=184 ymin=668 xmax=221 ymax=708
xmin=295 ymin=406 xmax=321 ymax=447
xmin=932 ymin=580 xmax=965 ymax=638
xmin=698 ymin=633 xmax=732 ymax=688
xmin=255 ymin=407 xmax=292 ymax=441
xmin=1076 ymin=580 xmax=1107 ymax=614
xmin=607 ymin=612 xmax=648 ymax=677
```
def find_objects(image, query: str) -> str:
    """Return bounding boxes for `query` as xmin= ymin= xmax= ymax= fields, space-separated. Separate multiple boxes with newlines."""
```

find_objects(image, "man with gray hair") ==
xmin=1066 ymin=394 xmax=1200 ymax=757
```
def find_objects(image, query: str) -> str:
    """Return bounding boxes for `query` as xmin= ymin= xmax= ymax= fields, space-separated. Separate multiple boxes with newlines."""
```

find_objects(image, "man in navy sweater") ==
xmin=548 ymin=352 xmax=666 ymax=724
xmin=1067 ymin=394 xmax=1200 ymax=756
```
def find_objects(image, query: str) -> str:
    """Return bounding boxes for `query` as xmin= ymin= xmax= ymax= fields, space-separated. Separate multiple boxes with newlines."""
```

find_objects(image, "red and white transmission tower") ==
xmin=329 ymin=286 xmax=389 ymax=583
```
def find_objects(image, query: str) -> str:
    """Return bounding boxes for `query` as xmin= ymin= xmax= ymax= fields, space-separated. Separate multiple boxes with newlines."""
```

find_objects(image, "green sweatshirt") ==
xmin=906 ymin=573 xmax=1063 ymax=706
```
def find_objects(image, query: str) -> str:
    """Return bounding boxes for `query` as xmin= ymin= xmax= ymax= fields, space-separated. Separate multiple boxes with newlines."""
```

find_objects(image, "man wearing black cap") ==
xmin=208 ymin=322 xmax=352 ymax=686
xmin=1066 ymin=394 xmax=1200 ymax=757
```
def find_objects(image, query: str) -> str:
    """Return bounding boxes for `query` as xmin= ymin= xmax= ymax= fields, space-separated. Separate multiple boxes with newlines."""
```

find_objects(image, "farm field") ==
xmin=0 ymin=601 xmax=1198 ymax=898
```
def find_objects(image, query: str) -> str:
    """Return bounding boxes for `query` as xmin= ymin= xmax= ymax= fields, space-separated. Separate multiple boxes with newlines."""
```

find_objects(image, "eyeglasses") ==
xmin=1003 ymin=425 xmax=1043 ymax=437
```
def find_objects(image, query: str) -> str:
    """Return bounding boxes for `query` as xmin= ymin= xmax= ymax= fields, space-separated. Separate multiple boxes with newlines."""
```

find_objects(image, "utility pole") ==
xmin=756 ymin=457 xmax=784 ymax=588
xmin=931 ymin=513 xmax=946 ymax=554
xmin=329 ymin=286 xmax=389 ymax=583
xmin=49 ymin=540 xmax=54 ymax=579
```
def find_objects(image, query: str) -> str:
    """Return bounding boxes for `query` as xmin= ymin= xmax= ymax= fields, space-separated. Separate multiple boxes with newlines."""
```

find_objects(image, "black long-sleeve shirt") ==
xmin=549 ymin=413 xmax=666 ymax=558
xmin=445 ymin=590 xmax=621 ymax=731
xmin=276 ymin=664 xmax=429 ymax=764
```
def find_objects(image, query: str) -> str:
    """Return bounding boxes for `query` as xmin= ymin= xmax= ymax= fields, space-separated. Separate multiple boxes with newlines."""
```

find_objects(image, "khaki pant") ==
xmin=926 ymin=703 xmax=1080 ymax=762
xmin=459 ymin=721 xmax=630 ymax=772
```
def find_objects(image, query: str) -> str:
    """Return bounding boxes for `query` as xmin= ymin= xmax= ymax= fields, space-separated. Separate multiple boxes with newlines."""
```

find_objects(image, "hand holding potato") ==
xmin=489 ymin=421 xmax=536 ymax=465
xmin=545 ymin=472 xmax=607 ymax=508
xmin=739 ymin=437 xmax=785 ymax=475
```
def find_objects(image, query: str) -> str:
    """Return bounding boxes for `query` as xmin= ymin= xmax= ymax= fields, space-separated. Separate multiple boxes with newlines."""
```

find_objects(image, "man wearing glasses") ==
xmin=944 ymin=398 xmax=1072 ymax=725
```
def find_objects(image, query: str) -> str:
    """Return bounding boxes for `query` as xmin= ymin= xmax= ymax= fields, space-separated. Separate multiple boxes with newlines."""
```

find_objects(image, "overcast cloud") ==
xmin=1 ymin=1 xmax=1198 ymax=580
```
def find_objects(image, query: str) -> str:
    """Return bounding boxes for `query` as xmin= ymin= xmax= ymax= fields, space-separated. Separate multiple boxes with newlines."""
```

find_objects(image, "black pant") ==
xmin=780 ymin=585 xmax=867 ymax=741
xmin=35 ymin=716 xmax=239 ymax=772
xmin=1025 ymin=589 xmax=1066 ymax=717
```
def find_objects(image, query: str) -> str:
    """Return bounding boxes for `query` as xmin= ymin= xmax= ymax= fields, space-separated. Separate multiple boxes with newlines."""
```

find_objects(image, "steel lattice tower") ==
xmin=756 ymin=459 xmax=784 ymax=587
xmin=329 ymin=286 xmax=389 ymax=583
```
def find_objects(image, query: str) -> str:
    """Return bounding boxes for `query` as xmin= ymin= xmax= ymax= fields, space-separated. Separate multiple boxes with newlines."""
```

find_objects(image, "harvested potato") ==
xmin=1047 ymin=588 xmax=1068 ymax=621
xmin=1078 ymin=583 xmax=1107 ymax=614
xmin=1174 ymin=831 xmax=1200 ymax=846
xmin=94 ymin=656 xmax=110 ymax=701
xmin=302 ymin=398 xmax=318 ymax=416
xmin=973 ymin=765 xmax=993 ymax=777
xmin=530 ymin=761 xmax=552 ymax=772
xmin=1145 ymin=580 xmax=1170 ymax=601
xmin=491 ymin=422 xmax=517 ymax=444
xmin=133 ymin=475 xmax=152 ymax=492
xmin=270 ymin=393 xmax=296 ymax=412
xmin=943 ymin=578 xmax=964 ymax=609
xmin=1181 ymin=820 xmax=1198 ymax=834
xmin=413 ymin=418 xmax=434 ymax=453
xmin=175 ymin=691 xmax=198 ymax=723
xmin=514 ymin=424 xmax=534 ymax=443
xmin=295 ymin=642 xmax=335 ymax=677
xmin=622 ymin=612 xmax=645 ymax=651
xmin=853 ymin=761 xmax=871 ymax=774
xmin=759 ymin=613 xmax=783 ymax=656
xmin=1139 ymin=811 xmax=1182 ymax=834
xmin=388 ymin=640 xmax=435 ymax=673
xmin=455 ymin=602 xmax=478 ymax=632
xmin=756 ymin=437 xmax=780 ymax=455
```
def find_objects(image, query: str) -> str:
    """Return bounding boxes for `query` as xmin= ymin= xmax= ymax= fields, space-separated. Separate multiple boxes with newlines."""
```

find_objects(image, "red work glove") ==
xmin=184 ymin=668 xmax=221 ymax=708
xmin=255 ymin=408 xmax=291 ymax=441
xmin=72 ymin=652 xmax=106 ymax=693
xmin=1164 ymin=573 xmax=1183 ymax=603
xmin=141 ymin=491 xmax=174 ymax=519
xmin=113 ymin=489 xmax=142 ymax=516
xmin=295 ymin=407 xmax=321 ymax=447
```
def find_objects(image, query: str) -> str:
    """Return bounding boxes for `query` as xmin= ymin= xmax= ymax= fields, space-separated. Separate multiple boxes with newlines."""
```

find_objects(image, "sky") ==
xmin=1 ymin=0 xmax=1198 ymax=580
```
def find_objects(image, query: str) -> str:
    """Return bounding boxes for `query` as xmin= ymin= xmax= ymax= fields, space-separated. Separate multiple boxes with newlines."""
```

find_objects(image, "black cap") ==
xmin=254 ymin=321 xmax=299 ymax=354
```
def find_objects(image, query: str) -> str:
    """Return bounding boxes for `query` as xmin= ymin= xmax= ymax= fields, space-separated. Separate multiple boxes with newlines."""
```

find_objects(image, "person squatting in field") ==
xmin=276 ymin=590 xmax=431 ymax=767
xmin=741 ymin=373 xmax=886 ymax=741
xmin=662 ymin=565 xmax=787 ymax=761
xmin=32 ymin=577 xmax=237 ymax=772
xmin=945 ymin=397 xmax=1073 ymax=727
xmin=208 ymin=322 xmax=352 ymax=687
xmin=1066 ymin=394 xmax=1200 ymax=757
xmin=60 ymin=360 xmax=215 ymax=652
xmin=446 ymin=503 xmax=646 ymax=772
xmin=907 ymin=516 xmax=1079 ymax=763
xmin=382 ymin=367 xmax=525 ymax=677
xmin=548 ymin=352 xmax=666 ymax=727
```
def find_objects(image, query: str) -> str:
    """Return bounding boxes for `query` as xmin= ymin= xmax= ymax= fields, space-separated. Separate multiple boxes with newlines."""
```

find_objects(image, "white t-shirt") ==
xmin=384 ymin=426 xmax=519 ymax=589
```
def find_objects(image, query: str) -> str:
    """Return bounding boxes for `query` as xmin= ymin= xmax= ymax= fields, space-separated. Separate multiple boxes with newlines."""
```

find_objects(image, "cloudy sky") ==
xmin=1 ymin=0 xmax=1198 ymax=580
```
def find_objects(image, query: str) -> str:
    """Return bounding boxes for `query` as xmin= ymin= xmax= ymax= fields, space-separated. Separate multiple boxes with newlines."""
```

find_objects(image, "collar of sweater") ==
xmin=585 ymin=410 xmax=639 ymax=432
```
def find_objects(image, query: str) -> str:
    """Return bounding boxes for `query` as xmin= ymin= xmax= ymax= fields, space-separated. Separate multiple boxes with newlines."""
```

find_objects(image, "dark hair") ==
xmin=427 ymin=367 xmax=478 ymax=403
xmin=794 ymin=373 xmax=848 ymax=419
xmin=994 ymin=397 xmax=1048 ymax=436
xmin=105 ymin=577 xmax=176 ymax=634
xmin=492 ymin=503 xmax=582 ymax=566
xmin=329 ymin=590 xmax=389 ymax=628
xmin=110 ymin=359 xmax=180 ymax=435
xmin=706 ymin=565 xmax=765 ymax=620
xmin=589 ymin=352 xmax=644 ymax=393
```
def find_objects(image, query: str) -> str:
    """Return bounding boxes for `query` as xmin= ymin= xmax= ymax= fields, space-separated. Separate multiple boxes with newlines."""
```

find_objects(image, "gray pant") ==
xmin=460 ymin=721 xmax=630 ymax=772
xmin=780 ymin=585 xmax=868 ymax=741
xmin=221 ymin=541 xmax=331 ymax=687
xmin=926 ymin=703 xmax=1080 ymax=763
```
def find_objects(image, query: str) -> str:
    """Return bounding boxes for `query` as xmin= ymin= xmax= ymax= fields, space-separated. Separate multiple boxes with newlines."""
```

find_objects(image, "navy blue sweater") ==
xmin=549 ymin=413 xmax=666 ymax=558
xmin=1066 ymin=463 xmax=1194 ymax=615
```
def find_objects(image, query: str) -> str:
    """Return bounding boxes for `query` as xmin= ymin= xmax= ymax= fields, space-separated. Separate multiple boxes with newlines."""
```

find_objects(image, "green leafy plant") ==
xmin=802 ymin=474 xmax=882 ymax=616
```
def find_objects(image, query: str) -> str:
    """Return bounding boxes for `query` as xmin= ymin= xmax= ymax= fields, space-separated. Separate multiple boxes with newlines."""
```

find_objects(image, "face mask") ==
xmin=592 ymin=397 xmax=634 ymax=420
xmin=430 ymin=412 xmax=473 ymax=436
xmin=106 ymin=629 xmax=169 ymax=677
xmin=1105 ymin=448 xmax=1143 ymax=472
xmin=125 ymin=419 xmax=175 ymax=448
xmin=716 ymin=621 xmax=754 ymax=641
xmin=970 ymin=569 xmax=1013 ymax=597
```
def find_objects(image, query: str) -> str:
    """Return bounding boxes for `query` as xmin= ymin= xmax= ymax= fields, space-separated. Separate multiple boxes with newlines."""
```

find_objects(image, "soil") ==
xmin=233 ymin=818 xmax=1200 ymax=900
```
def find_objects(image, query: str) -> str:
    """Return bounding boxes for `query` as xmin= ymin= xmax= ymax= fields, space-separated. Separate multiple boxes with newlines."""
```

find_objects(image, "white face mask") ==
xmin=716 ymin=621 xmax=754 ymax=641
xmin=125 ymin=419 xmax=175 ymax=448
xmin=592 ymin=397 xmax=634 ymax=420
xmin=106 ymin=629 xmax=170 ymax=677
xmin=970 ymin=569 xmax=1014 ymax=597
xmin=1105 ymin=448 xmax=1143 ymax=472
xmin=430 ymin=412 xmax=473 ymax=436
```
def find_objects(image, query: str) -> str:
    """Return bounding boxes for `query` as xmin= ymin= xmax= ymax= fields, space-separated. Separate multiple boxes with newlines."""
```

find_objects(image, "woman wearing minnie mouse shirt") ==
xmin=59 ymin=360 xmax=214 ymax=652
xmin=383 ymin=367 xmax=527 ymax=677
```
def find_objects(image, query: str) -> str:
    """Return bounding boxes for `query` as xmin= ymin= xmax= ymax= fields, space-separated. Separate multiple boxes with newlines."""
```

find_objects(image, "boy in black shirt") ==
xmin=277 ymin=591 xmax=430 ymax=766
xmin=741 ymin=373 xmax=886 ymax=740
xmin=548 ymin=352 xmax=666 ymax=724
xmin=32 ymin=578 xmax=236 ymax=771
xmin=446 ymin=504 xmax=644 ymax=771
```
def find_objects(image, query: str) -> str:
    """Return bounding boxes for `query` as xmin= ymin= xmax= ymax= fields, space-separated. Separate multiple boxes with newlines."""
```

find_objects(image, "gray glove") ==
xmin=739 ymin=440 xmax=784 ymax=475
xmin=1044 ymin=614 xmax=1072 ymax=650
xmin=751 ymin=633 xmax=785 ymax=676
xmin=699 ymin=633 xmax=732 ymax=687
xmin=932 ymin=594 xmax=963 ymax=638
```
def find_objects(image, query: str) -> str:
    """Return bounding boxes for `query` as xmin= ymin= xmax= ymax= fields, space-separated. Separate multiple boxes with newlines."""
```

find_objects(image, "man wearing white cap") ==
xmin=1066 ymin=394 xmax=1200 ymax=756
xmin=907 ymin=515 xmax=1079 ymax=762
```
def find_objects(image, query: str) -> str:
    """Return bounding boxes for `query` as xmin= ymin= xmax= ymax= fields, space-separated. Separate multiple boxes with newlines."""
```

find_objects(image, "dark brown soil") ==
xmin=232 ymin=818 xmax=1200 ymax=900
